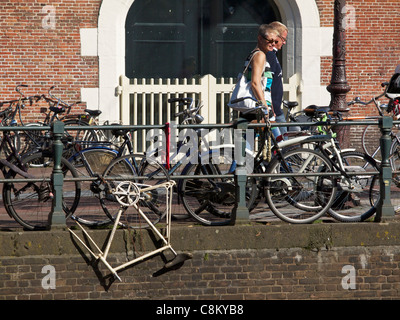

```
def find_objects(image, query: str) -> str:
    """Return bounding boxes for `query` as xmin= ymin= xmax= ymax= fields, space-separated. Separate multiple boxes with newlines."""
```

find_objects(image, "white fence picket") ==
xmin=118 ymin=73 xmax=300 ymax=152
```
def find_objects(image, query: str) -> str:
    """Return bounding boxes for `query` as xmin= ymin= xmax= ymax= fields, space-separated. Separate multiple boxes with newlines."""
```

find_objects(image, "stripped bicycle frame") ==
xmin=68 ymin=180 xmax=192 ymax=281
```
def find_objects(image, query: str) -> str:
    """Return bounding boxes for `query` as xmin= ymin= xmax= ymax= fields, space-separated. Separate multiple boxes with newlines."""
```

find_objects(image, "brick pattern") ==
xmin=0 ymin=1 xmax=399 ymax=143
xmin=1 ymin=246 xmax=400 ymax=300
xmin=315 ymin=0 xmax=334 ymax=27
xmin=314 ymin=0 xmax=400 ymax=151
xmin=345 ymin=0 xmax=400 ymax=109
xmin=0 ymin=0 xmax=100 ymax=122
xmin=318 ymin=0 xmax=400 ymax=111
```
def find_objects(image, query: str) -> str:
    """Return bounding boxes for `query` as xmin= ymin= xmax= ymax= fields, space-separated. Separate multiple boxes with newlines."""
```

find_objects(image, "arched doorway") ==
xmin=95 ymin=0 xmax=329 ymax=123
xmin=125 ymin=0 xmax=281 ymax=79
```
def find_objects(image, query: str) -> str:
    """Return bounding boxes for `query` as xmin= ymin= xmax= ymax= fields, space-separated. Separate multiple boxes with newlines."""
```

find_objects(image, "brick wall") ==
xmin=316 ymin=0 xmax=400 ymax=151
xmin=0 ymin=1 xmax=399 ymax=138
xmin=317 ymin=0 xmax=400 ymax=112
xmin=1 ymin=224 xmax=400 ymax=301
xmin=2 ymin=246 xmax=400 ymax=300
xmin=0 ymin=0 xmax=100 ymax=122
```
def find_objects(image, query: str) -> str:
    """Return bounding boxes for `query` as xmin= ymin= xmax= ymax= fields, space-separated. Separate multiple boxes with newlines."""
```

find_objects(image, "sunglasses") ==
xmin=278 ymin=35 xmax=287 ymax=43
xmin=261 ymin=34 xmax=279 ymax=44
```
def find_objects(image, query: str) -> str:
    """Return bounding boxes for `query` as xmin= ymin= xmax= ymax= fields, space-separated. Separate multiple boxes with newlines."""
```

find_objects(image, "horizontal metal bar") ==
xmin=0 ymin=168 xmax=383 ymax=184
xmin=0 ymin=118 xmax=391 ymax=132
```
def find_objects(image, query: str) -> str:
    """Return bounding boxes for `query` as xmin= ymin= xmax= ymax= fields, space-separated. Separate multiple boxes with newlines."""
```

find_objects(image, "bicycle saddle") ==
xmin=50 ymin=106 xmax=66 ymax=114
xmin=111 ymin=126 xmax=129 ymax=137
xmin=283 ymin=100 xmax=298 ymax=109
xmin=84 ymin=109 xmax=102 ymax=117
xmin=304 ymin=105 xmax=330 ymax=117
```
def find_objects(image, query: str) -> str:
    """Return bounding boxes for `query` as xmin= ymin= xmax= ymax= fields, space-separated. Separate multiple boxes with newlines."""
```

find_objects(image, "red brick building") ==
xmin=0 ymin=0 xmax=399 ymax=145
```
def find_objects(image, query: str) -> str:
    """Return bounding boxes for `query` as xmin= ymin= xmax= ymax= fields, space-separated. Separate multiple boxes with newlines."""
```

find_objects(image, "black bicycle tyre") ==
xmin=3 ymin=152 xmax=81 ymax=230
xmin=327 ymin=151 xmax=378 ymax=222
xmin=362 ymin=124 xmax=382 ymax=163
xmin=179 ymin=151 xmax=258 ymax=226
xmin=264 ymin=148 xmax=337 ymax=224
xmin=390 ymin=137 xmax=400 ymax=173
xmin=100 ymin=154 xmax=170 ymax=229
xmin=63 ymin=119 xmax=99 ymax=159
xmin=68 ymin=148 xmax=119 ymax=226
xmin=180 ymin=162 xmax=231 ymax=226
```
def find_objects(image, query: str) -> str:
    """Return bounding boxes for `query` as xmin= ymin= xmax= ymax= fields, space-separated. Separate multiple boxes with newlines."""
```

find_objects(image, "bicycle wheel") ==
xmin=64 ymin=119 xmax=98 ymax=141
xmin=2 ymin=152 xmax=81 ymax=230
xmin=369 ymin=174 xmax=400 ymax=215
xmin=18 ymin=122 xmax=46 ymax=155
xmin=1 ymin=130 xmax=22 ymax=158
xmin=362 ymin=124 xmax=382 ymax=162
xmin=389 ymin=137 xmax=400 ymax=212
xmin=179 ymin=150 xmax=258 ymax=226
xmin=63 ymin=119 xmax=99 ymax=159
xmin=100 ymin=154 xmax=170 ymax=229
xmin=390 ymin=135 xmax=400 ymax=175
xmin=369 ymin=138 xmax=400 ymax=215
xmin=68 ymin=148 xmax=118 ymax=226
xmin=264 ymin=148 xmax=337 ymax=224
xmin=327 ymin=151 xmax=379 ymax=222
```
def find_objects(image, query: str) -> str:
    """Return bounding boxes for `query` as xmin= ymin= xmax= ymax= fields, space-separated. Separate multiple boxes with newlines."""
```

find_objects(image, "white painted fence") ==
xmin=117 ymin=73 xmax=300 ymax=152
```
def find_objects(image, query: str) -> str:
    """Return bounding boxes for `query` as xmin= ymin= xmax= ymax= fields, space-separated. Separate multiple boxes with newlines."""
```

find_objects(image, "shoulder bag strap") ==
xmin=243 ymin=49 xmax=262 ymax=74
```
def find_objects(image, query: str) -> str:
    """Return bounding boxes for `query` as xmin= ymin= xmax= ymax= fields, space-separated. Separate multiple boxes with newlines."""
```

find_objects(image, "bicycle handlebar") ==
xmin=169 ymin=97 xmax=198 ymax=116
xmin=347 ymin=81 xmax=389 ymax=107
xmin=230 ymin=96 xmax=269 ymax=115
xmin=168 ymin=97 xmax=192 ymax=106
xmin=46 ymin=86 xmax=81 ymax=112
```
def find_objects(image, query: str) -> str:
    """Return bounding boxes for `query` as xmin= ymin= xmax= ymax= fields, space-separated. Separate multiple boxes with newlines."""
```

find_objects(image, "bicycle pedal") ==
xmin=38 ymin=183 xmax=53 ymax=202
xmin=164 ymin=253 xmax=193 ymax=269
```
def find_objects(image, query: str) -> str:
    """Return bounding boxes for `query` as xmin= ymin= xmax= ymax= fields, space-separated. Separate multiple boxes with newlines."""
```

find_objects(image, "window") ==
xmin=125 ymin=0 xmax=280 ymax=79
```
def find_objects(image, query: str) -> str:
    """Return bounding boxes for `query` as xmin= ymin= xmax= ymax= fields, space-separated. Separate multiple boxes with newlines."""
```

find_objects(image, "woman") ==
xmin=240 ymin=24 xmax=279 ymax=122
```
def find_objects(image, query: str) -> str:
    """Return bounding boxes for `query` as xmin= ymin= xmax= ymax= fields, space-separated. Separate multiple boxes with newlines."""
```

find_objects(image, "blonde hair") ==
xmin=258 ymin=24 xmax=278 ymax=38
xmin=269 ymin=21 xmax=288 ymax=36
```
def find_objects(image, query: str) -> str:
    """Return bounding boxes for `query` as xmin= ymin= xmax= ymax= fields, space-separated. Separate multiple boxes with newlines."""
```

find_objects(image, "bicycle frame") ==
xmin=68 ymin=180 xmax=191 ymax=281
xmin=68 ymin=130 xmax=134 ymax=177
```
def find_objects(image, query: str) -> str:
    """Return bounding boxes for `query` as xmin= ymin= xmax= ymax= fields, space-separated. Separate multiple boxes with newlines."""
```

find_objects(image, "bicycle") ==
xmin=181 ymin=96 xmax=339 ymax=225
xmin=165 ymin=97 xmax=261 ymax=225
xmin=299 ymin=105 xmax=380 ymax=222
xmin=346 ymin=84 xmax=393 ymax=163
xmin=0 ymin=85 xmax=44 ymax=156
xmin=281 ymin=100 xmax=319 ymax=136
xmin=61 ymin=106 xmax=123 ymax=146
xmin=65 ymin=126 xmax=137 ymax=227
xmin=64 ymin=96 xmax=204 ymax=227
xmin=66 ymin=114 xmax=186 ymax=227
xmin=0 ymin=112 xmax=81 ymax=230
xmin=19 ymin=86 xmax=98 ymax=158
xmin=265 ymin=99 xmax=380 ymax=222
xmin=68 ymin=174 xmax=191 ymax=281
xmin=368 ymin=69 xmax=400 ymax=213
xmin=347 ymin=85 xmax=400 ymax=215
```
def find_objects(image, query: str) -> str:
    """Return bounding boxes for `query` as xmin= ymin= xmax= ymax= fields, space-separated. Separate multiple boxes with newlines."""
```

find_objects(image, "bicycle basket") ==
xmin=386 ymin=73 xmax=400 ymax=100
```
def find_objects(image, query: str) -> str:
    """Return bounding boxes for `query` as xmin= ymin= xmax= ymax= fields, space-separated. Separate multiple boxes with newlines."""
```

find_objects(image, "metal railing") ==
xmin=117 ymin=73 xmax=301 ymax=152
xmin=1 ymin=116 xmax=395 ymax=229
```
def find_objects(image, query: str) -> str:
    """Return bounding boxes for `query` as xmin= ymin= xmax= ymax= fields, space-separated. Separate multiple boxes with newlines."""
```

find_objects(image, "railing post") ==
xmin=48 ymin=120 xmax=67 ymax=229
xmin=375 ymin=116 xmax=395 ymax=221
xmin=231 ymin=117 xmax=250 ymax=225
